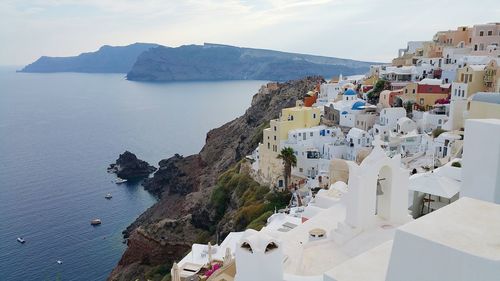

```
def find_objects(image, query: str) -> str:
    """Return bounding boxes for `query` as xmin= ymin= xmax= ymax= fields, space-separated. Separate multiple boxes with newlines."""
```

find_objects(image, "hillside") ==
xmin=20 ymin=43 xmax=159 ymax=73
xmin=126 ymin=43 xmax=375 ymax=82
xmin=108 ymin=77 xmax=324 ymax=281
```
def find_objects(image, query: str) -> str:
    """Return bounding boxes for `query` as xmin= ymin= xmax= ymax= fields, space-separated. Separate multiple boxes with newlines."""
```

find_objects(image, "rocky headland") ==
xmin=108 ymin=151 xmax=157 ymax=180
xmin=108 ymin=76 xmax=324 ymax=281
xmin=20 ymin=43 xmax=158 ymax=73
xmin=127 ymin=43 xmax=374 ymax=82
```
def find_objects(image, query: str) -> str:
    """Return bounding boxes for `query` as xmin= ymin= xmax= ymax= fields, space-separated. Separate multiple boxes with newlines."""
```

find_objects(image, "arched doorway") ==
xmin=375 ymin=165 xmax=392 ymax=220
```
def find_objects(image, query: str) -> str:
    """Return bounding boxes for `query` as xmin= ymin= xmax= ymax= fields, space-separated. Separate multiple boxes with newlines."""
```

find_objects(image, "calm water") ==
xmin=0 ymin=67 xmax=265 ymax=281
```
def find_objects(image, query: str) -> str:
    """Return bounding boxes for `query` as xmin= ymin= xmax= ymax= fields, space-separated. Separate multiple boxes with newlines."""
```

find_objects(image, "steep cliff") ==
xmin=127 ymin=43 xmax=374 ymax=82
xmin=108 ymin=76 xmax=324 ymax=281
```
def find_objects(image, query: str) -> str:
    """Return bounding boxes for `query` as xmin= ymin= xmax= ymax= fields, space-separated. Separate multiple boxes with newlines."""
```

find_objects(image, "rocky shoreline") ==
xmin=108 ymin=77 xmax=324 ymax=281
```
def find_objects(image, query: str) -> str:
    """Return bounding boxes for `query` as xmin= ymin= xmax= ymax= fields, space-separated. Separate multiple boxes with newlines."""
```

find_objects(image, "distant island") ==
xmin=20 ymin=43 xmax=377 ymax=81
xmin=127 ymin=43 xmax=376 ymax=82
xmin=19 ymin=43 xmax=159 ymax=73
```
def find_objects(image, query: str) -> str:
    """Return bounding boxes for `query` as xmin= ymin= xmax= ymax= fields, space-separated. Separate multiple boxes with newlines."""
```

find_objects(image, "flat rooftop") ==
xmin=265 ymin=203 xmax=404 ymax=276
xmin=398 ymin=197 xmax=500 ymax=260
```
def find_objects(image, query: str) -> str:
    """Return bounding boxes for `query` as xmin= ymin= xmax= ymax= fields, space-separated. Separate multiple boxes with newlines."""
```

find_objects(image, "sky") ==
xmin=1 ymin=0 xmax=499 ymax=65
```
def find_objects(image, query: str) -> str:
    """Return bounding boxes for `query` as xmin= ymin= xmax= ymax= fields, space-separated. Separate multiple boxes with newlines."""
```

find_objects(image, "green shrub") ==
xmin=146 ymin=264 xmax=170 ymax=281
xmin=265 ymin=191 xmax=292 ymax=210
xmin=451 ymin=161 xmax=461 ymax=168
xmin=247 ymin=210 xmax=274 ymax=231
xmin=250 ymin=120 xmax=271 ymax=148
xmin=432 ymin=128 xmax=446 ymax=138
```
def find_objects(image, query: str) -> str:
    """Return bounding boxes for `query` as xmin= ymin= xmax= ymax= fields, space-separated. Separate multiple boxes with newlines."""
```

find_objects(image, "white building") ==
xmin=461 ymin=119 xmax=500 ymax=204
xmin=234 ymin=229 xmax=283 ymax=281
xmin=395 ymin=117 xmax=417 ymax=134
xmin=419 ymin=110 xmax=448 ymax=132
xmin=374 ymin=107 xmax=407 ymax=139
xmin=433 ymin=132 xmax=462 ymax=159
xmin=318 ymin=83 xmax=342 ymax=105
xmin=344 ymin=127 xmax=372 ymax=161
xmin=285 ymin=125 xmax=344 ymax=179
xmin=443 ymin=82 xmax=468 ymax=130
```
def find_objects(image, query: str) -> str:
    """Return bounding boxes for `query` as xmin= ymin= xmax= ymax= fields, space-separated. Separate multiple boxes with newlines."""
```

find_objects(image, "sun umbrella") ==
xmin=409 ymin=172 xmax=460 ymax=199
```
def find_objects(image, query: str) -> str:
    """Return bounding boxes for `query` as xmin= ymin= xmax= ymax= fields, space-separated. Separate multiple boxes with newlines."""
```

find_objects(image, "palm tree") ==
xmin=277 ymin=147 xmax=297 ymax=190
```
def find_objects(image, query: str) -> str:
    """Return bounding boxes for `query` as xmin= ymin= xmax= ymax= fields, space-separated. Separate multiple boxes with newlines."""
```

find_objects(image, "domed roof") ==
xmin=351 ymin=101 xmax=366 ymax=110
xmin=341 ymin=111 xmax=348 ymax=115
xmin=344 ymin=88 xmax=357 ymax=96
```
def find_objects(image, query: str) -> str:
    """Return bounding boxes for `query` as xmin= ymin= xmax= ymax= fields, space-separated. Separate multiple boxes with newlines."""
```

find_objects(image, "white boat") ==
xmin=115 ymin=178 xmax=128 ymax=184
xmin=17 ymin=237 xmax=25 ymax=244
xmin=57 ymin=260 xmax=63 ymax=264
xmin=90 ymin=218 xmax=102 ymax=226
xmin=105 ymin=193 xmax=112 ymax=199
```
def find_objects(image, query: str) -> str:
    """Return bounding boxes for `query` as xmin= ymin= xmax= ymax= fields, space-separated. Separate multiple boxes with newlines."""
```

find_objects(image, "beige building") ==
xmin=434 ymin=26 xmax=471 ymax=48
xmin=455 ymin=65 xmax=487 ymax=96
xmin=484 ymin=60 xmax=500 ymax=92
xmin=422 ymin=41 xmax=444 ymax=58
xmin=470 ymin=23 xmax=500 ymax=56
xmin=258 ymin=103 xmax=321 ymax=188
xmin=466 ymin=93 xmax=500 ymax=120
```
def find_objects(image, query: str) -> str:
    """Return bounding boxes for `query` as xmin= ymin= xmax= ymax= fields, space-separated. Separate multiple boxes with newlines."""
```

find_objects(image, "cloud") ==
xmin=1 ymin=0 xmax=499 ymax=65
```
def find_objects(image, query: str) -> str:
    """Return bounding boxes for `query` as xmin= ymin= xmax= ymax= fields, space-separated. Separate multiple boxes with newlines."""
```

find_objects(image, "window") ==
xmin=274 ymin=136 xmax=276 ymax=141
xmin=438 ymin=119 xmax=442 ymax=125
xmin=488 ymin=30 xmax=493 ymax=36
xmin=405 ymin=89 xmax=408 ymax=93
xmin=241 ymin=242 xmax=253 ymax=253
xmin=412 ymin=89 xmax=415 ymax=94
xmin=267 ymin=142 xmax=270 ymax=149
xmin=461 ymin=73 xmax=464 ymax=81
xmin=274 ymin=126 xmax=277 ymax=131
xmin=479 ymin=31 xmax=484 ymax=36
xmin=264 ymin=242 xmax=278 ymax=253
xmin=310 ymin=132 xmax=313 ymax=137
xmin=313 ymin=113 xmax=316 ymax=119
xmin=474 ymin=45 xmax=478 ymax=51
xmin=420 ymin=98 xmax=424 ymax=105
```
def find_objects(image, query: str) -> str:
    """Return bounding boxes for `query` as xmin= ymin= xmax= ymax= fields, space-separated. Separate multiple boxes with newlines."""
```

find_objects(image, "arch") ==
xmin=240 ymin=242 xmax=253 ymax=253
xmin=264 ymin=242 xmax=278 ymax=253
xmin=375 ymin=165 xmax=393 ymax=220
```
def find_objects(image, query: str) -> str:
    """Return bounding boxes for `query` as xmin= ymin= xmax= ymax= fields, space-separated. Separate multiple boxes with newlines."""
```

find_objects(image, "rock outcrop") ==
xmin=108 ymin=76 xmax=324 ymax=281
xmin=109 ymin=151 xmax=156 ymax=180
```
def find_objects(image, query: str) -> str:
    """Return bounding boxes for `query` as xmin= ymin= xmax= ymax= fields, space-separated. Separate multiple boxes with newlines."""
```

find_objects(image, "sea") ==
xmin=0 ymin=66 xmax=266 ymax=281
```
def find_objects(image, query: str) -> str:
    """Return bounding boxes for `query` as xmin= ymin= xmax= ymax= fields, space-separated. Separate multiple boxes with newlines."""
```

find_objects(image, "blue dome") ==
xmin=344 ymin=89 xmax=357 ymax=96
xmin=341 ymin=111 xmax=348 ymax=115
xmin=351 ymin=101 xmax=366 ymax=110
